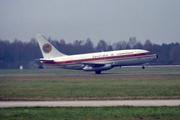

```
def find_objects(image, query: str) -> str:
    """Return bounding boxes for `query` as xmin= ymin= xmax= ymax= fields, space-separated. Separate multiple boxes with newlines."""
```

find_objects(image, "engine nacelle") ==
xmin=83 ymin=64 xmax=112 ymax=71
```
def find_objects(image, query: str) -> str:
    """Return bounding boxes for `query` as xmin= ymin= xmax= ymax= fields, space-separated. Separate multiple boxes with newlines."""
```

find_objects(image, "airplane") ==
xmin=35 ymin=34 xmax=158 ymax=74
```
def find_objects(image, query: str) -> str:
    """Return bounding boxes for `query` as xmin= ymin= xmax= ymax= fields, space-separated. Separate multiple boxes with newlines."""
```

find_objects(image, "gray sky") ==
xmin=0 ymin=0 xmax=180 ymax=45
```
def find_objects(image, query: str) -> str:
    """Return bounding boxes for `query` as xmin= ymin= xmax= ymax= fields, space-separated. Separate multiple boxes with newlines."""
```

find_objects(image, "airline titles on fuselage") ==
xmin=92 ymin=52 xmax=134 ymax=58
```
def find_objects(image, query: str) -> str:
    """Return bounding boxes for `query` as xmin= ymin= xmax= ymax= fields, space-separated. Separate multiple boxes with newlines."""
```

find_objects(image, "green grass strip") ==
xmin=0 ymin=106 xmax=180 ymax=120
xmin=0 ymin=75 xmax=180 ymax=100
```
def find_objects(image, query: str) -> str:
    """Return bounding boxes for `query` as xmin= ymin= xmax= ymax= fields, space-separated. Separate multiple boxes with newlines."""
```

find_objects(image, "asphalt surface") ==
xmin=1 ymin=65 xmax=180 ymax=76
xmin=0 ymin=100 xmax=180 ymax=108
xmin=0 ymin=71 xmax=180 ymax=77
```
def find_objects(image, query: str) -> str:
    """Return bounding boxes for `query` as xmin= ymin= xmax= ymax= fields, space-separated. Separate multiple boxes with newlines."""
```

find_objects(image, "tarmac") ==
xmin=1 ymin=100 xmax=180 ymax=108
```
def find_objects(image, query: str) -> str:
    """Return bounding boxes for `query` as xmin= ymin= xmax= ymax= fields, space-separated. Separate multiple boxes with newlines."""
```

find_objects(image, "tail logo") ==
xmin=42 ymin=43 xmax=52 ymax=53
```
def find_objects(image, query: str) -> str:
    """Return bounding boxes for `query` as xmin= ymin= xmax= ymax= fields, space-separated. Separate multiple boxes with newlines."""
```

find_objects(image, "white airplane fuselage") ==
xmin=41 ymin=49 xmax=157 ymax=69
xmin=36 ymin=34 xmax=158 ymax=74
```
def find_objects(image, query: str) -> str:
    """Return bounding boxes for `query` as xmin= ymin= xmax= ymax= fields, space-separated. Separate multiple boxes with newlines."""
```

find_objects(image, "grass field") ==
xmin=0 ymin=106 xmax=180 ymax=120
xmin=0 ymin=67 xmax=180 ymax=100
xmin=0 ymin=67 xmax=180 ymax=119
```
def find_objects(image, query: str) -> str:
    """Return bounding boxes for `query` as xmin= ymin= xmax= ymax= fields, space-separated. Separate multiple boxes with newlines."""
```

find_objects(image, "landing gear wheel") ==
xmin=142 ymin=66 xmax=145 ymax=69
xmin=95 ymin=71 xmax=101 ymax=74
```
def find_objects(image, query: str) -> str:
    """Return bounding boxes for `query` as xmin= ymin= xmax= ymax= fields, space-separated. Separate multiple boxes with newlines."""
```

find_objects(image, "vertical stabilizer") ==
xmin=35 ymin=34 xmax=66 ymax=59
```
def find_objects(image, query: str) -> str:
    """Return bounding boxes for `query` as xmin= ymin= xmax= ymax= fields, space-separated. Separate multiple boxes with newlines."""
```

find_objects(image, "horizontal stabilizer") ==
xmin=35 ymin=58 xmax=54 ymax=62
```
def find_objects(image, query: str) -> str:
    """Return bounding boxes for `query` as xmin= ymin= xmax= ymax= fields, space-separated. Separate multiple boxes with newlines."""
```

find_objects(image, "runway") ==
xmin=0 ymin=65 xmax=180 ymax=77
xmin=0 ymin=71 xmax=180 ymax=77
xmin=1 ymin=100 xmax=180 ymax=108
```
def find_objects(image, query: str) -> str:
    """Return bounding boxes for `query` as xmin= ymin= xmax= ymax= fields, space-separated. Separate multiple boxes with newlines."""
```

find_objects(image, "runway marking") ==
xmin=0 ymin=100 xmax=180 ymax=108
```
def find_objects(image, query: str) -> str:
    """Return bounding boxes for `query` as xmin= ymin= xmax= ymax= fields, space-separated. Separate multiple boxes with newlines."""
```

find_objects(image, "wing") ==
xmin=82 ymin=62 xmax=105 ymax=67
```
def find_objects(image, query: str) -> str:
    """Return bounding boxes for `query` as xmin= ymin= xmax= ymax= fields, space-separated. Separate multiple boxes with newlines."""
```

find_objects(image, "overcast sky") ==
xmin=0 ymin=0 xmax=180 ymax=45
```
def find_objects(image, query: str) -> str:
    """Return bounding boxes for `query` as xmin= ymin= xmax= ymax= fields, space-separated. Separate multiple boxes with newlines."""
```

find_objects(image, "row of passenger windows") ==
xmin=71 ymin=53 xmax=149 ymax=63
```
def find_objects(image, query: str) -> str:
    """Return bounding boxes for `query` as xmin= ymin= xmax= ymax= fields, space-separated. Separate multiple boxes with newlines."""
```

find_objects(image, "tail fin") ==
xmin=35 ymin=34 xmax=66 ymax=59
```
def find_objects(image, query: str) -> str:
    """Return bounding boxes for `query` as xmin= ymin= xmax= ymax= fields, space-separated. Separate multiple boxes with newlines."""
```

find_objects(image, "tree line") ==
xmin=0 ymin=37 xmax=180 ymax=69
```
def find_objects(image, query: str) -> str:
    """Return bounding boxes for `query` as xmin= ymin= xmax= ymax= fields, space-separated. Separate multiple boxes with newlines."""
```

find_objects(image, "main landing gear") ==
xmin=142 ymin=66 xmax=145 ymax=69
xmin=95 ymin=71 xmax=101 ymax=74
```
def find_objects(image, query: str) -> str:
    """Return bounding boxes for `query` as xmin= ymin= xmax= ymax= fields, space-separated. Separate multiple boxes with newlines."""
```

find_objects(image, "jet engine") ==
xmin=83 ymin=64 xmax=112 ymax=71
